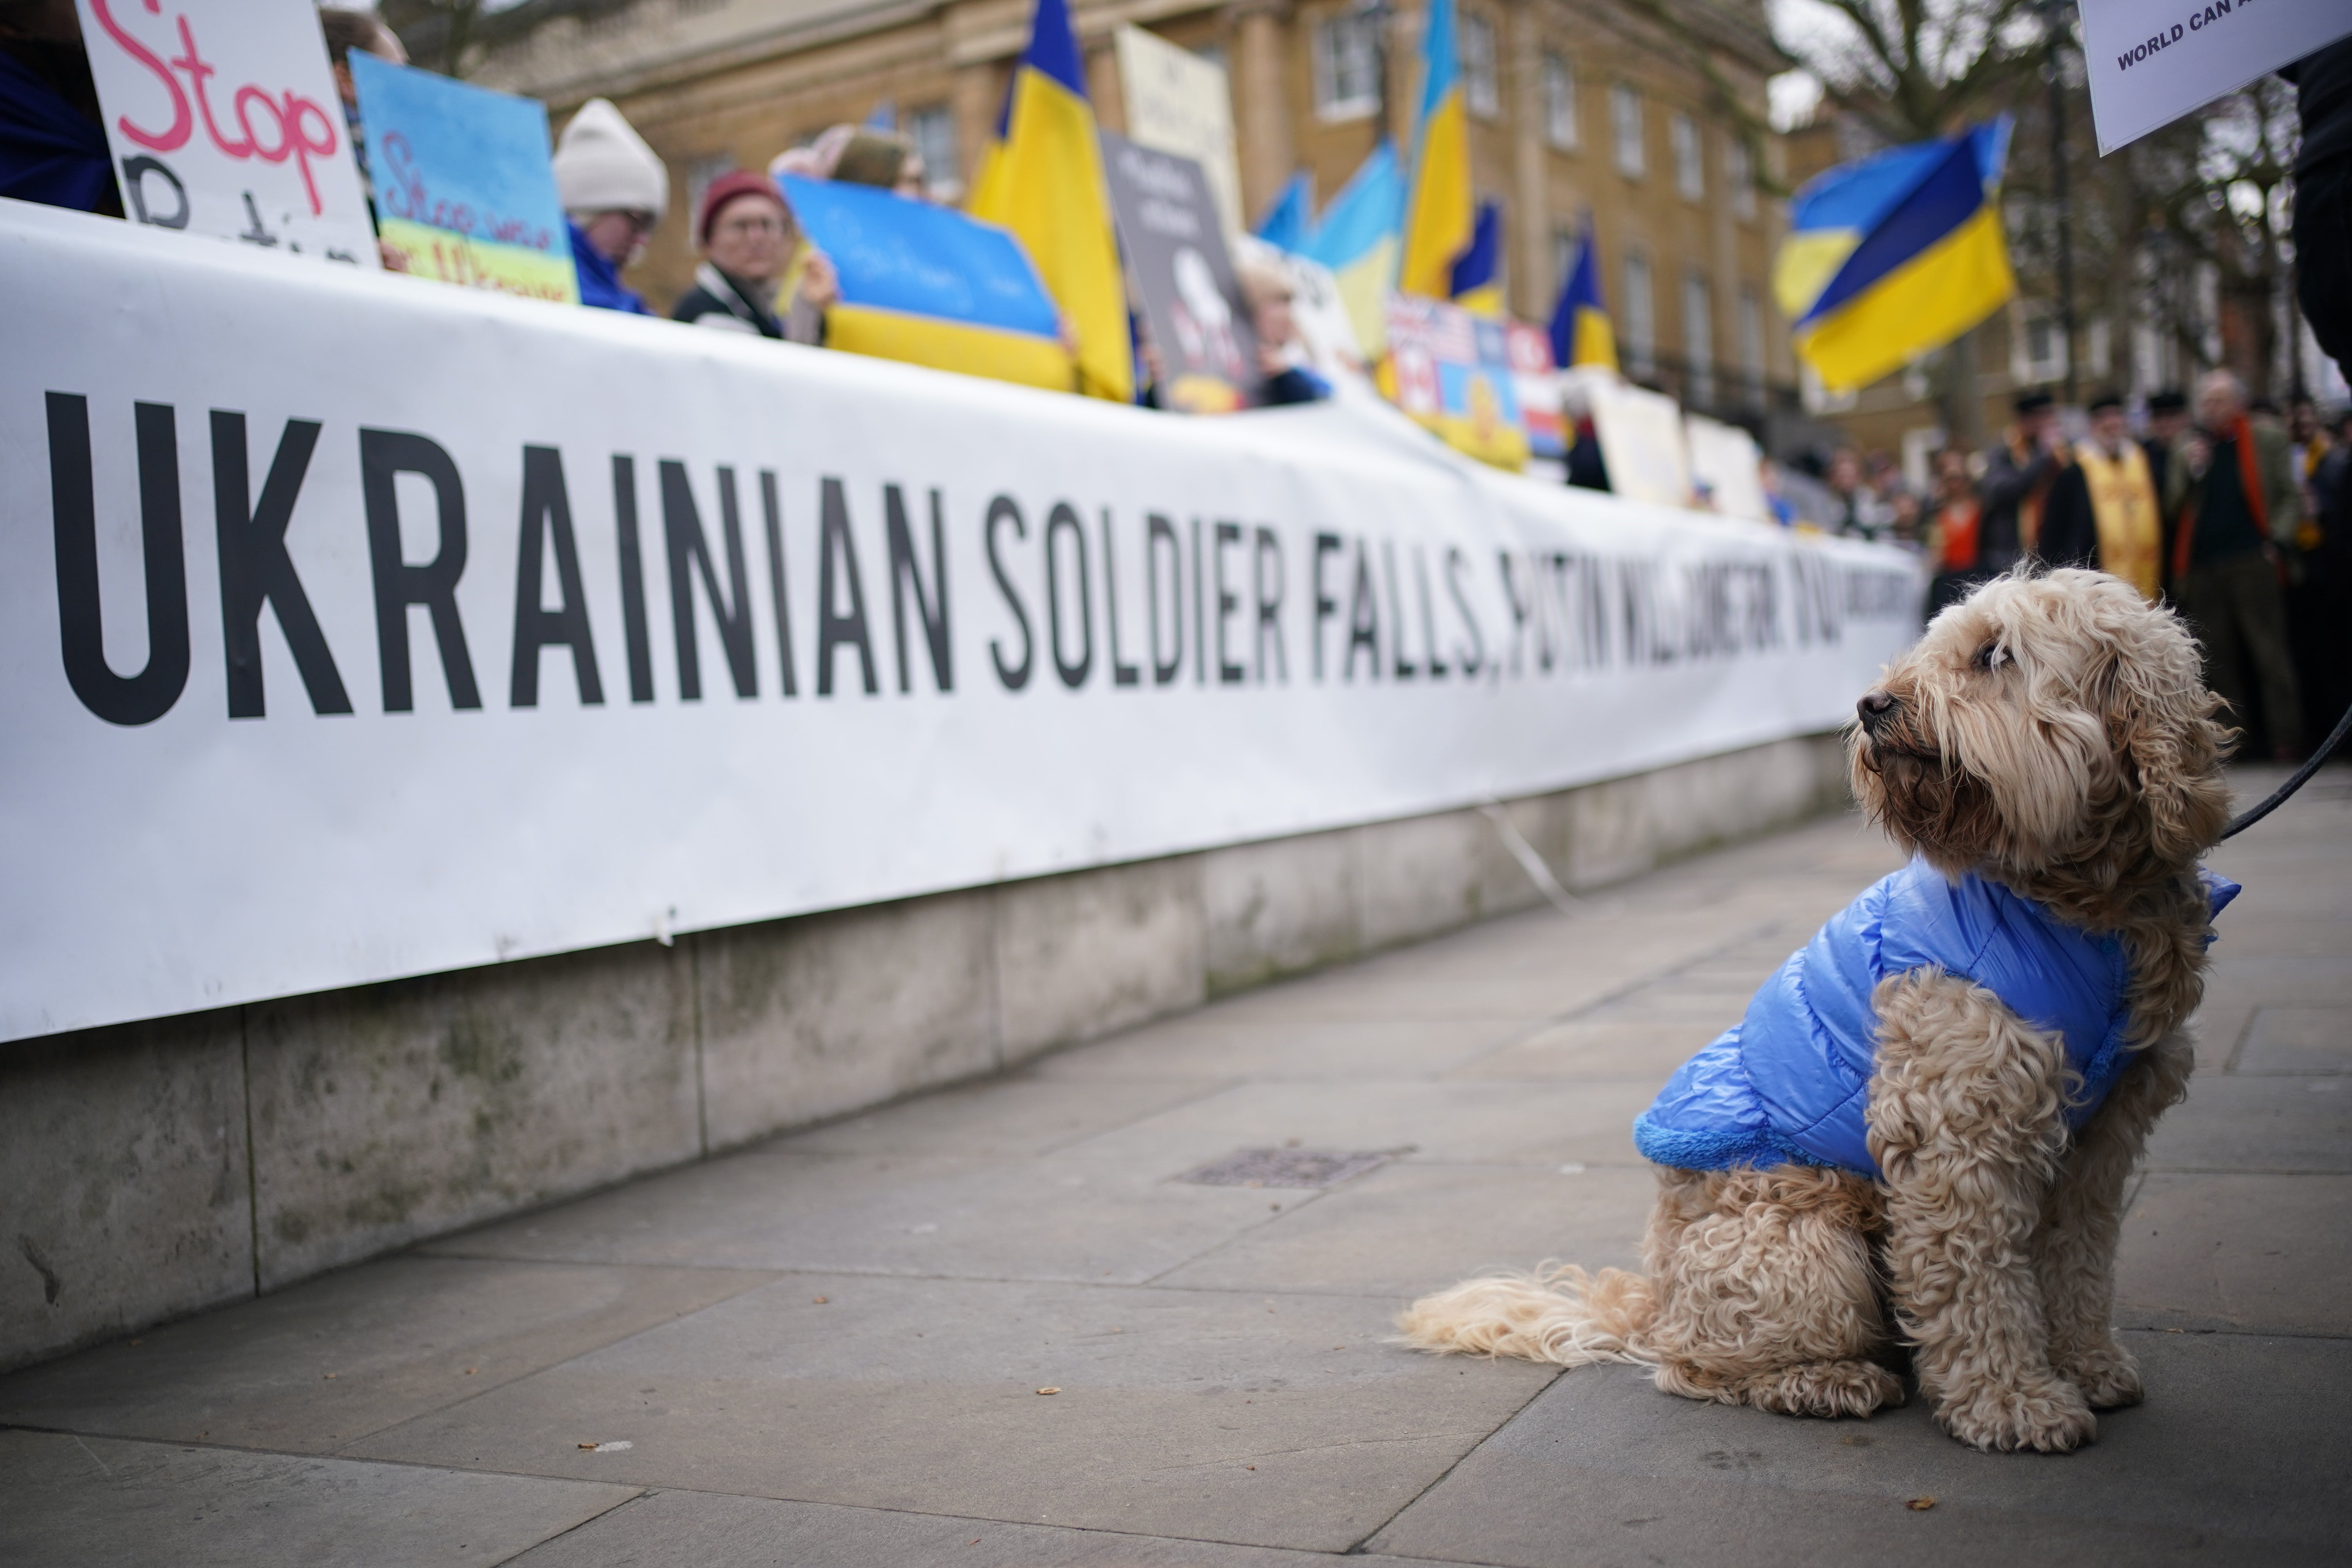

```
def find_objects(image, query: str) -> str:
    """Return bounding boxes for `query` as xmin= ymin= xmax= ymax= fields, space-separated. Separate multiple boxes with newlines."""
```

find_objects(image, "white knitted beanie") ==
xmin=552 ymin=99 xmax=669 ymax=217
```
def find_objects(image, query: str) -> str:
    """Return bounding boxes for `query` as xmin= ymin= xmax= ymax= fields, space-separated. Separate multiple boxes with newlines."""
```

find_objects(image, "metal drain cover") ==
xmin=1174 ymin=1148 xmax=1394 ymax=1189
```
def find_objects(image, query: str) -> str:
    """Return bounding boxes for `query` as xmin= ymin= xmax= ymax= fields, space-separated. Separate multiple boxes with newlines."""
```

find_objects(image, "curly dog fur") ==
xmin=1399 ymin=569 xmax=2232 ymax=1452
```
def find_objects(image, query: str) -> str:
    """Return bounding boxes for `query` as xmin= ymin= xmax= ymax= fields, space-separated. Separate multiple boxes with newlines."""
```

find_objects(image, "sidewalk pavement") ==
xmin=4 ymin=767 xmax=2346 ymax=1568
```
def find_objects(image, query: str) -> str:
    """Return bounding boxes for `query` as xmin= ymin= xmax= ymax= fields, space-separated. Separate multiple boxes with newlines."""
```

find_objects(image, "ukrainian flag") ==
xmin=781 ymin=175 xmax=1073 ymax=391
xmin=1546 ymin=211 xmax=1615 ymax=370
xmin=1776 ymin=118 xmax=2015 ymax=393
xmin=1300 ymin=140 xmax=1404 ymax=357
xmin=967 ymin=0 xmax=1132 ymax=402
xmin=1447 ymin=200 xmax=1504 ymax=316
xmin=1399 ymin=0 xmax=1473 ymax=300
xmin=1255 ymin=172 xmax=1314 ymax=252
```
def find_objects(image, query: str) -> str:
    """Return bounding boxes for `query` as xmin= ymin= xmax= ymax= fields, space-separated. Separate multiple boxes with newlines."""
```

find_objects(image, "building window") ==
xmin=2086 ymin=315 xmax=2112 ymax=379
xmin=907 ymin=104 xmax=962 ymax=200
xmin=1738 ymin=286 xmax=1766 ymax=409
xmin=1725 ymin=137 xmax=1755 ymax=220
xmin=1312 ymin=11 xmax=1382 ymax=122
xmin=1623 ymin=249 xmax=1655 ymax=376
xmin=685 ymin=153 xmax=733 ymax=227
xmin=1551 ymin=225 xmax=1580 ymax=298
xmin=1670 ymin=113 xmax=1703 ymax=201
xmin=1461 ymin=12 xmax=1499 ymax=120
xmin=1683 ymin=269 xmax=1714 ymax=408
xmin=1543 ymin=54 xmax=1577 ymax=150
xmin=1611 ymin=85 xmax=1645 ymax=179
xmin=2013 ymin=302 xmax=2067 ymax=385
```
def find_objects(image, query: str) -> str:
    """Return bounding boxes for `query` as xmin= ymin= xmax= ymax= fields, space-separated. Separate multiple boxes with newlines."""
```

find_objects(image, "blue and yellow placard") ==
xmin=349 ymin=53 xmax=577 ymax=303
xmin=780 ymin=174 xmax=1073 ymax=391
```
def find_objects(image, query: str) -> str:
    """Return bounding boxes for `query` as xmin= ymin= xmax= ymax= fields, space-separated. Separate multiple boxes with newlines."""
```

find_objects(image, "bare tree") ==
xmin=379 ymin=0 xmax=493 ymax=78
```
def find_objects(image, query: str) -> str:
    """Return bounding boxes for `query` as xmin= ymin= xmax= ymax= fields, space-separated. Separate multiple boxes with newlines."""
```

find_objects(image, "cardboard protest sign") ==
xmin=1504 ymin=320 xmax=1564 ymax=460
xmin=1100 ymin=132 xmax=1259 ymax=413
xmin=780 ymin=174 xmax=1073 ymax=391
xmin=2078 ymin=0 xmax=2352 ymax=154
xmin=350 ymin=54 xmax=575 ymax=302
xmin=74 ymin=0 xmax=377 ymax=265
xmin=1384 ymin=295 xmax=1529 ymax=471
xmin=1112 ymin=25 xmax=1243 ymax=236
xmin=1686 ymin=415 xmax=1768 ymax=522
xmin=1569 ymin=368 xmax=1692 ymax=507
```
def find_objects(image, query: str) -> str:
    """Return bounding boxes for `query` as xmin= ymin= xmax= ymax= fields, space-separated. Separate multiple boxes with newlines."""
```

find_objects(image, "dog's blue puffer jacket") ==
xmin=1632 ymin=858 xmax=2240 ymax=1180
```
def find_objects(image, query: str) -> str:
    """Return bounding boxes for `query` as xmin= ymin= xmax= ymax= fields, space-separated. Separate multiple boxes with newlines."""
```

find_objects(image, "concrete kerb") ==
xmin=0 ymin=732 xmax=1849 ymax=1373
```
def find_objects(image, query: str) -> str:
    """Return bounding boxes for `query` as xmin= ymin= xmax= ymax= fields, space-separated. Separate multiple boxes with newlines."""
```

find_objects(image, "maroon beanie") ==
xmin=697 ymin=171 xmax=791 ymax=246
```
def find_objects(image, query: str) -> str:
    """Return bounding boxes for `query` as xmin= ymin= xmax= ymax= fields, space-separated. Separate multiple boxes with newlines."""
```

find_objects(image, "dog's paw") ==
xmin=2053 ymin=1340 xmax=2144 ymax=1410
xmin=1936 ymin=1376 xmax=2097 ymax=1453
xmin=1741 ymin=1358 xmax=1907 ymax=1419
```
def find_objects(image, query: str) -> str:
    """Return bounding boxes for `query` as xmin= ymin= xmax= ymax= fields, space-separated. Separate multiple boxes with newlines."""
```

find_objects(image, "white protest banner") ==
xmin=2078 ymin=0 xmax=2352 ymax=155
xmin=1686 ymin=416 xmax=1768 ymax=523
xmin=0 ymin=197 xmax=1922 ymax=1044
xmin=1113 ymin=24 xmax=1244 ymax=236
xmin=74 ymin=0 xmax=378 ymax=263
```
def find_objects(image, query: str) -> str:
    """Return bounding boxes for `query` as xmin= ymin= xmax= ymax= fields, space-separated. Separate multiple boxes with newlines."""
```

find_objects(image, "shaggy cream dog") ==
xmin=1400 ymin=569 xmax=2236 ymax=1453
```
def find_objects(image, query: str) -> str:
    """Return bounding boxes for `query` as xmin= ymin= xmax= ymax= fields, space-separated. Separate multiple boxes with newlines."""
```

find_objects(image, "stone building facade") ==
xmin=457 ymin=0 xmax=1799 ymax=421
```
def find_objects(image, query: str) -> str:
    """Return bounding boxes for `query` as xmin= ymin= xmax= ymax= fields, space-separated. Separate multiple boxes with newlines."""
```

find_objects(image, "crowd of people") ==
xmin=1808 ymin=376 xmax=2350 ymax=763
xmin=0 ymin=4 xmax=1325 ymax=408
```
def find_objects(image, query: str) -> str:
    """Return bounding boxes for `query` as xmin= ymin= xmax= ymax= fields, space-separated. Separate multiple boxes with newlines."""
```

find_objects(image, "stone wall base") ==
xmin=0 ymin=733 xmax=1851 ymax=1372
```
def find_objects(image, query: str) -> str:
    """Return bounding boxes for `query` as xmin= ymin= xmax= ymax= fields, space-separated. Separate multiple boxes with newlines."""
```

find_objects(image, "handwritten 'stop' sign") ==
xmin=2078 ymin=0 xmax=2352 ymax=155
xmin=74 ymin=0 xmax=378 ymax=264
xmin=349 ymin=53 xmax=575 ymax=302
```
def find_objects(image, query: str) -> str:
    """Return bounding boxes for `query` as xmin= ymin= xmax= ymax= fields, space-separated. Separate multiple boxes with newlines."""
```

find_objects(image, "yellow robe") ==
xmin=2074 ymin=440 xmax=2160 ymax=602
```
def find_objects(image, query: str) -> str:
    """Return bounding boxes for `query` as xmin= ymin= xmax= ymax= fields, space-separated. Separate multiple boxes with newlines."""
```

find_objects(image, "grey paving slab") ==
xmin=1365 ymin=1333 xmax=2352 ymax=1568
xmin=2233 ymin=1005 xmax=2352 ymax=1074
xmin=0 ymin=1429 xmax=635 ymax=1568
xmin=506 ymin=1487 xmax=1462 ymax=1566
xmin=775 ymin=1075 xmax=1229 ymax=1158
xmin=1053 ymin=1080 xmax=1661 ymax=1174
xmin=421 ymin=1148 xmax=1304 ymax=1284
xmin=1034 ymin=1017 xmax=1531 ymax=1084
xmin=2143 ymin=1075 xmax=2352 ymax=1172
xmin=1443 ymin=1018 xmax=1717 ymax=1082
xmin=0 ymin=1256 xmax=774 ymax=1453
xmin=1156 ymin=1162 xmax=1653 ymax=1297
xmin=2116 ymin=1173 xmax=2352 ymax=1334
xmin=349 ymin=1274 xmax=1554 ymax=1554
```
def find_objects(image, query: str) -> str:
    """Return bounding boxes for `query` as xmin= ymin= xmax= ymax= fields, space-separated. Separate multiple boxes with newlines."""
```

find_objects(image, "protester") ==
xmin=1759 ymin=459 xmax=1797 ymax=527
xmin=1 ymin=0 xmax=113 ymax=214
xmin=827 ymin=128 xmax=915 ymax=191
xmin=1924 ymin=446 xmax=1985 ymax=615
xmin=317 ymin=8 xmax=410 ymax=272
xmin=769 ymin=125 xmax=858 ymax=182
xmin=2164 ymin=369 xmax=2305 ymax=759
xmin=2143 ymin=388 xmax=2190 ymax=504
xmin=1235 ymin=255 xmax=1331 ymax=407
xmin=552 ymin=98 xmax=667 ymax=314
xmin=672 ymin=171 xmax=838 ymax=342
xmin=1979 ymin=390 xmax=2067 ymax=573
xmin=2038 ymin=391 xmax=2160 ymax=600
xmin=1824 ymin=447 xmax=1895 ymax=541
xmin=2287 ymin=40 xmax=2352 ymax=381
xmin=1561 ymin=380 xmax=1610 ymax=492
xmin=2289 ymin=407 xmax=2350 ymax=755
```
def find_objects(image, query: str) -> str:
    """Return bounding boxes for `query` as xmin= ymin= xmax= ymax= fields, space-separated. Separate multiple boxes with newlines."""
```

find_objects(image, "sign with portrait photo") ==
xmin=1100 ymin=131 xmax=1259 ymax=413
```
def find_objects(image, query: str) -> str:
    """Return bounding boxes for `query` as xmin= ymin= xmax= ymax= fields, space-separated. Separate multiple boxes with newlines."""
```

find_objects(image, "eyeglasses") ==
xmin=713 ymin=213 xmax=789 ymax=238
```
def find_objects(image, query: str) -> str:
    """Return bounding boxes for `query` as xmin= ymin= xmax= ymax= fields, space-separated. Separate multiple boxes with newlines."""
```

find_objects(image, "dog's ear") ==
xmin=2109 ymin=643 xmax=2233 ymax=867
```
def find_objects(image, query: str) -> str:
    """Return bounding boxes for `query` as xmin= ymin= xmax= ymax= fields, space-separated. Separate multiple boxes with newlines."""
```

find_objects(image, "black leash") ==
xmin=2218 ymin=701 xmax=2352 ymax=840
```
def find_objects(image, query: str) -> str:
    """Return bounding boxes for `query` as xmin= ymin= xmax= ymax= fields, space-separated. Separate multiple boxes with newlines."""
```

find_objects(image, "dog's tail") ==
xmin=1396 ymin=1262 xmax=1657 ymax=1367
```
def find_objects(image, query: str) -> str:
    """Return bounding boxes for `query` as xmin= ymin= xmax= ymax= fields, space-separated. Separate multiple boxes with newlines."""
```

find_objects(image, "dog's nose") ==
xmin=1857 ymin=690 xmax=1896 ymax=729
